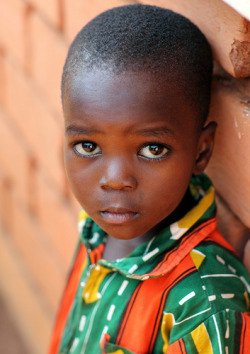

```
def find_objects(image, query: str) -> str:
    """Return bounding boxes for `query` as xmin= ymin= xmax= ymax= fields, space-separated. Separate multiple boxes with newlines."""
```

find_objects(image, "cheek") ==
xmin=64 ymin=157 xmax=94 ymax=201
xmin=146 ymin=167 xmax=192 ymax=211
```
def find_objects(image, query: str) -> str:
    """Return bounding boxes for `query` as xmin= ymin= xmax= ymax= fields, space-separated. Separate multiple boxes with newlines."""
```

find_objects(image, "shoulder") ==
xmin=192 ymin=233 xmax=250 ymax=313
xmin=165 ymin=309 xmax=250 ymax=353
xmin=161 ymin=230 xmax=250 ymax=343
xmin=166 ymin=227 xmax=249 ymax=313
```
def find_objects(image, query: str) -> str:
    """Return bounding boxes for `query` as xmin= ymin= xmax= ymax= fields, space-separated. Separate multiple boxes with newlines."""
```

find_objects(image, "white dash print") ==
xmin=143 ymin=236 xmax=156 ymax=256
xmin=100 ymin=325 xmax=109 ymax=341
xmin=70 ymin=338 xmax=79 ymax=353
xmin=179 ymin=291 xmax=195 ymax=305
xmin=216 ymin=255 xmax=225 ymax=265
xmin=128 ymin=264 xmax=138 ymax=274
xmin=79 ymin=315 xmax=86 ymax=332
xmin=225 ymin=319 xmax=230 ymax=338
xmin=107 ymin=304 xmax=116 ymax=321
xmin=89 ymin=232 xmax=100 ymax=244
xmin=240 ymin=276 xmax=250 ymax=292
xmin=201 ymin=274 xmax=238 ymax=280
xmin=175 ymin=307 xmax=211 ymax=325
xmin=199 ymin=189 xmax=205 ymax=197
xmin=78 ymin=220 xmax=86 ymax=233
xmin=82 ymin=273 xmax=117 ymax=353
xmin=142 ymin=248 xmax=159 ymax=261
xmin=208 ymin=295 xmax=216 ymax=301
xmin=221 ymin=294 xmax=235 ymax=299
xmin=228 ymin=265 xmax=236 ymax=274
xmin=118 ymin=280 xmax=129 ymax=296
xmin=213 ymin=315 xmax=222 ymax=354
xmin=170 ymin=222 xmax=188 ymax=240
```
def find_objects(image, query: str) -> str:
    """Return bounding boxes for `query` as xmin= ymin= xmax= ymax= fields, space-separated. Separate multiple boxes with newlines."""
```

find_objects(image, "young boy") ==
xmin=49 ymin=5 xmax=250 ymax=354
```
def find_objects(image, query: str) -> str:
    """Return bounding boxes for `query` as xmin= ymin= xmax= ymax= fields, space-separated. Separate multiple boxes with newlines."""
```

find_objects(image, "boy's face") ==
xmin=64 ymin=69 xmax=214 ymax=240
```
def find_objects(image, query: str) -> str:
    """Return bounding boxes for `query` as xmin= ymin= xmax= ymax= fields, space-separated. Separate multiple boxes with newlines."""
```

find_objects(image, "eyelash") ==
xmin=73 ymin=141 xmax=101 ymax=158
xmin=72 ymin=141 xmax=170 ymax=161
xmin=137 ymin=143 xmax=170 ymax=161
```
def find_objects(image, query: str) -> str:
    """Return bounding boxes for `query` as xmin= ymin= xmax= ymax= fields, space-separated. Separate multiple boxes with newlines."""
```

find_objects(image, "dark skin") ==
xmin=63 ymin=69 xmax=216 ymax=261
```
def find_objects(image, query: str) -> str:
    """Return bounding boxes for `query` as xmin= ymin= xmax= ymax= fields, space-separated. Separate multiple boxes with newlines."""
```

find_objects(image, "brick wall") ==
xmin=0 ymin=1 xmax=141 ymax=352
xmin=0 ymin=1 xmax=72 ymax=353
xmin=0 ymin=1 xmax=249 ymax=353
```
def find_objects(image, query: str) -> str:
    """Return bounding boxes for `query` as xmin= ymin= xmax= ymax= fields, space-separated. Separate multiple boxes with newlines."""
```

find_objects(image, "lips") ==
xmin=100 ymin=207 xmax=138 ymax=225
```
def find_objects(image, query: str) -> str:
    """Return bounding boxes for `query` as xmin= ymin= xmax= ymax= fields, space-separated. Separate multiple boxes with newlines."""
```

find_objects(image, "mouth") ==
xmin=100 ymin=207 xmax=138 ymax=225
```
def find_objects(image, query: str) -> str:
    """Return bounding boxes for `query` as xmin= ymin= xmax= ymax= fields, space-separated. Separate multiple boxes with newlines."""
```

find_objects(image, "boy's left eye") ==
xmin=138 ymin=144 xmax=169 ymax=160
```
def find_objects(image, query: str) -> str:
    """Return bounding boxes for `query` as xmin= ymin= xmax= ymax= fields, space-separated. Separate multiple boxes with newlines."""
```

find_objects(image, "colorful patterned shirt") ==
xmin=49 ymin=174 xmax=250 ymax=354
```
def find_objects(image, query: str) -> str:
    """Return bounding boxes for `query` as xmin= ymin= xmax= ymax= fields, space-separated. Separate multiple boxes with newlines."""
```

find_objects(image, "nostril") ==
xmin=100 ymin=183 xmax=112 ymax=191
xmin=99 ymin=176 xmax=137 ymax=191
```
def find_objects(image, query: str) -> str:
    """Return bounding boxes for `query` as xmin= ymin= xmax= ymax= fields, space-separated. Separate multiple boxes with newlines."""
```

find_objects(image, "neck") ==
xmin=150 ymin=187 xmax=196 ymax=235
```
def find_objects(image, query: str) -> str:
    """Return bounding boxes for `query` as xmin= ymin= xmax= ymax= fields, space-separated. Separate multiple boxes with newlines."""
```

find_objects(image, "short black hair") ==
xmin=62 ymin=4 xmax=213 ymax=125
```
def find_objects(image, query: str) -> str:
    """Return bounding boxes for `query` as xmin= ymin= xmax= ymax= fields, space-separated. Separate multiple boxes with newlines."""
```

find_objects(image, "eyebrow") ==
xmin=65 ymin=124 xmax=101 ymax=135
xmin=65 ymin=124 xmax=175 ymax=138
xmin=135 ymin=127 xmax=175 ymax=138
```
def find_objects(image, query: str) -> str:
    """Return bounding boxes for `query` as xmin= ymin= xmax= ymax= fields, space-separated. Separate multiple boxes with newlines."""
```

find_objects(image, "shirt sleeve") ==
xmin=166 ymin=309 xmax=250 ymax=354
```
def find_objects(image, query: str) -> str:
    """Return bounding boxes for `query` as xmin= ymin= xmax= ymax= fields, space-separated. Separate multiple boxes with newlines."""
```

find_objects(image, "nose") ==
xmin=99 ymin=158 xmax=137 ymax=191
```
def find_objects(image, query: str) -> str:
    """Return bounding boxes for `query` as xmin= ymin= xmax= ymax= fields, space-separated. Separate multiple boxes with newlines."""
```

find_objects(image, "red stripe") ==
xmin=116 ymin=254 xmax=196 ymax=353
xmin=48 ymin=243 xmax=87 ymax=354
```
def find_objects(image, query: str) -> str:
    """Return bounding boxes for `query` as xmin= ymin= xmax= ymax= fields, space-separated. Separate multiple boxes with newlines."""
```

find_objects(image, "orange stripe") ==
xmin=116 ymin=283 xmax=143 ymax=344
xmin=240 ymin=313 xmax=250 ymax=354
xmin=162 ymin=337 xmax=186 ymax=353
xmin=116 ymin=254 xmax=196 ymax=353
xmin=205 ymin=228 xmax=238 ymax=254
xmin=151 ymin=219 xmax=216 ymax=275
xmin=89 ymin=243 xmax=104 ymax=264
xmin=179 ymin=338 xmax=186 ymax=353
xmin=48 ymin=243 xmax=87 ymax=354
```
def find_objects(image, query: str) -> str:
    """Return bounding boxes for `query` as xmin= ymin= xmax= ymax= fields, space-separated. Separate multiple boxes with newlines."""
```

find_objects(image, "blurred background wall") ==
xmin=0 ymin=0 xmax=249 ymax=353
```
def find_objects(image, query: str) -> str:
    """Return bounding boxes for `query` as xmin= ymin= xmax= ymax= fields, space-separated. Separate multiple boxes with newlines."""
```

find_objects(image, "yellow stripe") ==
xmin=244 ymin=291 xmax=250 ymax=310
xmin=83 ymin=265 xmax=112 ymax=303
xmin=178 ymin=186 xmax=214 ymax=229
xmin=161 ymin=313 xmax=175 ymax=353
xmin=191 ymin=323 xmax=213 ymax=353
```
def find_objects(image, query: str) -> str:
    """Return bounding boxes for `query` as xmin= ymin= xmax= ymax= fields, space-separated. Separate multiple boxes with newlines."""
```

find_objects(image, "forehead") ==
xmin=63 ymin=69 xmax=197 ymax=133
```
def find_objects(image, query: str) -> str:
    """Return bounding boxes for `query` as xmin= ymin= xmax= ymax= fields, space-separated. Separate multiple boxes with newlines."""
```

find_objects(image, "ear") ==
xmin=193 ymin=121 xmax=217 ymax=176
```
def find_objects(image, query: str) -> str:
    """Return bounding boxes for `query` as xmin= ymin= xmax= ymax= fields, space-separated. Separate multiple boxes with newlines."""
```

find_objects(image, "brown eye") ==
xmin=74 ymin=141 xmax=101 ymax=157
xmin=138 ymin=144 xmax=168 ymax=159
xmin=82 ymin=142 xmax=97 ymax=152
xmin=148 ymin=145 xmax=165 ymax=155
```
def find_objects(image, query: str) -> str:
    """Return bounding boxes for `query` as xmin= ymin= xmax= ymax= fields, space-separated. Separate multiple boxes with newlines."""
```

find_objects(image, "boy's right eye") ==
xmin=74 ymin=141 xmax=101 ymax=157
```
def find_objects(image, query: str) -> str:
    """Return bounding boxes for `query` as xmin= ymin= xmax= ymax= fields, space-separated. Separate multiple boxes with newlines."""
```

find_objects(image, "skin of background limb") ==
xmin=206 ymin=65 xmax=250 ymax=274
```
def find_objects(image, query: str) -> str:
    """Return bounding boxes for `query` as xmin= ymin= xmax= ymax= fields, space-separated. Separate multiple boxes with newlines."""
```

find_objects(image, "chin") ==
xmin=103 ymin=224 xmax=152 ymax=240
